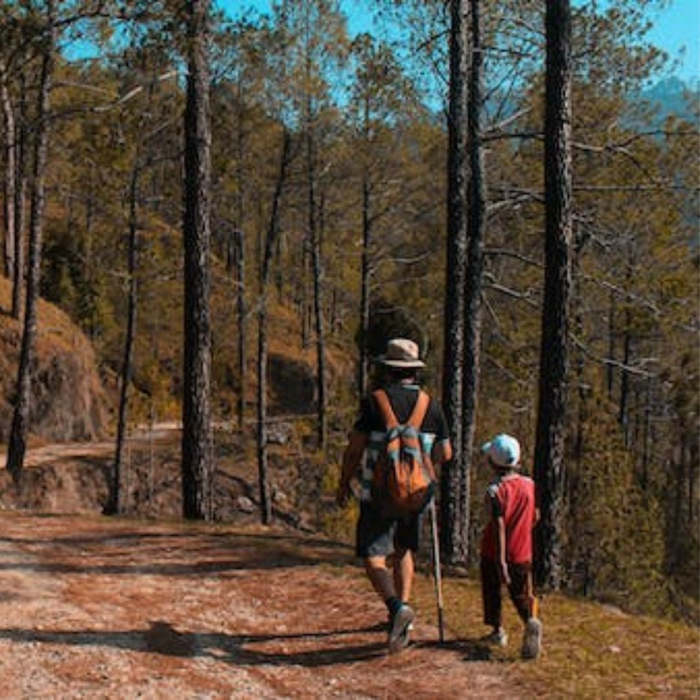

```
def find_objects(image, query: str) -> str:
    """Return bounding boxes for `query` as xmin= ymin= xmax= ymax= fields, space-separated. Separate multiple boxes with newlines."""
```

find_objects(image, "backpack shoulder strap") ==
xmin=373 ymin=389 xmax=399 ymax=429
xmin=407 ymin=391 xmax=430 ymax=429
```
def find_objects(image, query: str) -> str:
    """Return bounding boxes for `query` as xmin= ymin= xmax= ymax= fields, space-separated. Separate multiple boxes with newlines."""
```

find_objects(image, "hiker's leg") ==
xmin=394 ymin=513 xmax=421 ymax=603
xmin=365 ymin=556 xmax=397 ymax=600
xmin=356 ymin=502 xmax=397 ymax=605
xmin=507 ymin=563 xmax=536 ymax=623
xmin=480 ymin=556 xmax=503 ymax=629
xmin=392 ymin=547 xmax=414 ymax=603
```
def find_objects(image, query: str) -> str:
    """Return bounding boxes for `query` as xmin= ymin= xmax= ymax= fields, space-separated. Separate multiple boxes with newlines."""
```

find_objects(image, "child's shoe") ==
xmin=521 ymin=617 xmax=542 ymax=659
xmin=482 ymin=627 xmax=508 ymax=647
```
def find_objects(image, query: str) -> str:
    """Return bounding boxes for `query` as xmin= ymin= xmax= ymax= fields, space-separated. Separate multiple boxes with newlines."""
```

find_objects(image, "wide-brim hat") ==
xmin=376 ymin=338 xmax=425 ymax=368
xmin=481 ymin=433 xmax=521 ymax=468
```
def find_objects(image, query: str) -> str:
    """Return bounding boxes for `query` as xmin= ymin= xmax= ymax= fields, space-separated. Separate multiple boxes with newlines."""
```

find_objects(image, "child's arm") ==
xmin=496 ymin=515 xmax=511 ymax=585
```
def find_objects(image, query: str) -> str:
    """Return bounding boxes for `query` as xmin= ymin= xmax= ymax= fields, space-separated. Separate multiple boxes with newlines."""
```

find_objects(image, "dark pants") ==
xmin=480 ymin=557 xmax=536 ymax=628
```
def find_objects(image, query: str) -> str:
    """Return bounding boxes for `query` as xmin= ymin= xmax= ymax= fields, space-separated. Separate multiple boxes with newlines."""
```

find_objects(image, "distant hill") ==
xmin=481 ymin=75 xmax=699 ymax=133
xmin=637 ymin=75 xmax=699 ymax=126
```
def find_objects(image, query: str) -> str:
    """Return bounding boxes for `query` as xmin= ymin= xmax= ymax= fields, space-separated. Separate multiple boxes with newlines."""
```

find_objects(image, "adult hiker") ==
xmin=336 ymin=337 xmax=452 ymax=653
xmin=479 ymin=433 xmax=543 ymax=659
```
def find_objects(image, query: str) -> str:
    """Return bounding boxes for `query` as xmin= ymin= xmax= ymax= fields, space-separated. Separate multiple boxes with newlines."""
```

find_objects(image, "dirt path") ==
xmin=0 ymin=513 xmax=513 ymax=699
xmin=0 ymin=424 xmax=184 ymax=470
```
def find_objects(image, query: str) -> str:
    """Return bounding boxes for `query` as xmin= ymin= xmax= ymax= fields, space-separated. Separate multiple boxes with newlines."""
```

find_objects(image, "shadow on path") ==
xmin=0 ymin=621 xmax=499 ymax=668
xmin=0 ymin=530 xmax=356 ymax=577
xmin=0 ymin=620 xmax=391 ymax=667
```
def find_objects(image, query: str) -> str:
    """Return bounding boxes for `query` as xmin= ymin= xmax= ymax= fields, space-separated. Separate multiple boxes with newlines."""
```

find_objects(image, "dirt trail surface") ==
xmin=0 ymin=513 xmax=512 ymax=699
xmin=0 ymin=424 xmax=183 ymax=469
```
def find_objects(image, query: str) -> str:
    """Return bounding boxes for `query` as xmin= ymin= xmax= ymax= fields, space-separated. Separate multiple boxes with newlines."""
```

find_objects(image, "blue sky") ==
xmin=645 ymin=0 xmax=699 ymax=83
xmin=218 ymin=0 xmax=700 ymax=84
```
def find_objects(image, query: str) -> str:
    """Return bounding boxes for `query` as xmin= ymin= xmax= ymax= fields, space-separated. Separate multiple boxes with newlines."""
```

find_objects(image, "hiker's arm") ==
xmin=431 ymin=402 xmax=453 ymax=464
xmin=496 ymin=515 xmax=511 ymax=585
xmin=432 ymin=438 xmax=453 ymax=464
xmin=336 ymin=431 xmax=368 ymax=507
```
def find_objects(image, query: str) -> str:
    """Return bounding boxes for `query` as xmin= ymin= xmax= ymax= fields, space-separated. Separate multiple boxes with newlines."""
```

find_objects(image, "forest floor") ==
xmin=0 ymin=510 xmax=697 ymax=699
xmin=0 ymin=512 xmax=512 ymax=699
xmin=0 ymin=433 xmax=697 ymax=698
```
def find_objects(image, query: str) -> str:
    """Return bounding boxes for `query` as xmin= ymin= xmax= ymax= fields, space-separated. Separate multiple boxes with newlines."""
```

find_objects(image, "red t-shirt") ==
xmin=480 ymin=473 xmax=536 ymax=564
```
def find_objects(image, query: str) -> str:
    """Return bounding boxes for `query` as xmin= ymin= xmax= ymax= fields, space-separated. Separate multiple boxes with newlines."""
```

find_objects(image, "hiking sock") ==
xmin=385 ymin=596 xmax=402 ymax=618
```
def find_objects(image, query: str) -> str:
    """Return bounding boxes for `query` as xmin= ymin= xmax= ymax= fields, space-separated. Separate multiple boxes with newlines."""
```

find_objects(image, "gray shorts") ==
xmin=355 ymin=501 xmax=422 ymax=558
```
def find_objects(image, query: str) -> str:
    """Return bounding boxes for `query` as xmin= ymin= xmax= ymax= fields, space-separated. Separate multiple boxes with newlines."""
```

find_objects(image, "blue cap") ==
xmin=481 ymin=434 xmax=521 ymax=468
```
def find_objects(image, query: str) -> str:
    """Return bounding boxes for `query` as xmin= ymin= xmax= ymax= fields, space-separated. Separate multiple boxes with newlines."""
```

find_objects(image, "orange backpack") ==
xmin=371 ymin=389 xmax=437 ymax=516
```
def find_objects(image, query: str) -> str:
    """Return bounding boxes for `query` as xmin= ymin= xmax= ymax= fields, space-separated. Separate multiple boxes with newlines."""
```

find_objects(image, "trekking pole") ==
xmin=428 ymin=498 xmax=445 ymax=644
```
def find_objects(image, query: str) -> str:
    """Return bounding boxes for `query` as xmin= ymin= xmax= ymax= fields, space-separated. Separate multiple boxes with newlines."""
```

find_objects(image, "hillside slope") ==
xmin=0 ymin=278 xmax=109 ymax=443
xmin=0 ymin=512 xmax=695 ymax=699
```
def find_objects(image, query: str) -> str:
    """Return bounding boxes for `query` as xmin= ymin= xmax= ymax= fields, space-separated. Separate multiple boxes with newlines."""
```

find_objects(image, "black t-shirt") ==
xmin=354 ymin=383 xmax=450 ymax=441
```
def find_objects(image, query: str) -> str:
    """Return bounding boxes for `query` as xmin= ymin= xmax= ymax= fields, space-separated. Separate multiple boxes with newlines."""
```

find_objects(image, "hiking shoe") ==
xmin=388 ymin=604 xmax=415 ymax=654
xmin=482 ymin=628 xmax=508 ymax=647
xmin=521 ymin=618 xmax=542 ymax=659
xmin=386 ymin=615 xmax=414 ymax=649
xmin=398 ymin=620 xmax=415 ymax=649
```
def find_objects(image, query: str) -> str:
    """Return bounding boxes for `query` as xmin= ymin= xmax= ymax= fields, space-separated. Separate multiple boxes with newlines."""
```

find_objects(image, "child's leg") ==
xmin=508 ymin=563 xmax=542 ymax=659
xmin=480 ymin=557 xmax=503 ymax=629
xmin=507 ymin=563 xmax=537 ymax=622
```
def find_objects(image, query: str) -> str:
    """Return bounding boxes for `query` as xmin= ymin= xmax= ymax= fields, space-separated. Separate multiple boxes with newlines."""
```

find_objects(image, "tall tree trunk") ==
xmin=311 ymin=212 xmax=327 ymax=450
xmin=257 ymin=130 xmax=291 ymax=525
xmin=461 ymin=0 xmax=486 ymax=563
xmin=105 ymin=164 xmax=140 ymax=516
xmin=534 ymin=0 xmax=572 ymax=590
xmin=84 ymin=165 xmax=96 ymax=338
xmin=306 ymin=106 xmax=326 ymax=450
xmin=234 ymin=92 xmax=246 ymax=431
xmin=641 ymin=376 xmax=651 ymax=489
xmin=257 ymin=300 xmax=271 ymax=524
xmin=606 ymin=289 xmax=615 ymax=399
xmin=12 ymin=68 xmax=26 ymax=320
xmin=441 ymin=0 xmax=469 ymax=566
xmin=274 ymin=229 xmax=284 ymax=300
xmin=181 ymin=0 xmax=214 ymax=521
xmin=570 ymin=231 xmax=588 ymax=533
xmin=618 ymin=313 xmax=632 ymax=446
xmin=688 ymin=433 xmax=697 ymax=526
xmin=358 ymin=95 xmax=372 ymax=398
xmin=1 ymin=61 xmax=16 ymax=281
xmin=235 ymin=228 xmax=246 ymax=431
xmin=359 ymin=171 xmax=371 ymax=397
xmin=667 ymin=436 xmax=686 ymax=574
xmin=6 ymin=3 xmax=55 ymax=481
xmin=330 ymin=286 xmax=338 ymax=335
xmin=301 ymin=248 xmax=311 ymax=348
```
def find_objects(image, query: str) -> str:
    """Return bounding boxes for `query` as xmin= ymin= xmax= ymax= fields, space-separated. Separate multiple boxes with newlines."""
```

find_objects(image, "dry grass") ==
xmin=0 ymin=277 xmax=109 ymax=444
xmin=404 ymin=571 xmax=700 ymax=698
xmin=0 ymin=276 xmax=94 ymax=358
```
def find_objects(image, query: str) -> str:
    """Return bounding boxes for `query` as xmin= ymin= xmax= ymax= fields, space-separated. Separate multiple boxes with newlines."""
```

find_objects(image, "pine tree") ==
xmin=181 ymin=0 xmax=214 ymax=521
xmin=441 ymin=0 xmax=469 ymax=566
xmin=6 ymin=0 xmax=56 ymax=482
xmin=534 ymin=0 xmax=573 ymax=589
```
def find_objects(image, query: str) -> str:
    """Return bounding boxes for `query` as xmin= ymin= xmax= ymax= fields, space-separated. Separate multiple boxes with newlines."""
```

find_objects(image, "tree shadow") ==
xmin=0 ymin=523 xmax=351 ymax=553
xmin=0 ymin=529 xmax=357 ymax=577
xmin=416 ymin=637 xmax=496 ymax=662
xmin=0 ymin=620 xmax=389 ymax=667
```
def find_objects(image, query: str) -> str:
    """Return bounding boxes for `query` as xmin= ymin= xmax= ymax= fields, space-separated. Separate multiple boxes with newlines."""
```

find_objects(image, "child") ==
xmin=479 ymin=433 xmax=542 ymax=659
